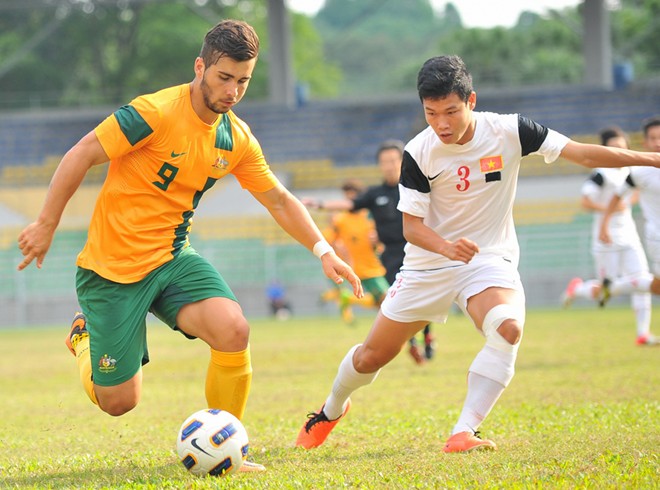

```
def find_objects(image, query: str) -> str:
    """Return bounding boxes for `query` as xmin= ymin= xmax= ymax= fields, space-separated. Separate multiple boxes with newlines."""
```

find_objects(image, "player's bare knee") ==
xmin=496 ymin=319 xmax=522 ymax=345
xmin=99 ymin=397 xmax=138 ymax=417
xmin=225 ymin=316 xmax=250 ymax=347
xmin=352 ymin=344 xmax=386 ymax=374
xmin=651 ymin=278 xmax=660 ymax=295
xmin=207 ymin=315 xmax=250 ymax=351
xmin=482 ymin=303 xmax=525 ymax=353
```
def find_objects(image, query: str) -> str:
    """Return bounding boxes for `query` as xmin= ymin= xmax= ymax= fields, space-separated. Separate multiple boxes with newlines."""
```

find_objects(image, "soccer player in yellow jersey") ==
xmin=16 ymin=19 xmax=362 ymax=470
xmin=306 ymin=141 xmax=435 ymax=364
xmin=322 ymin=179 xmax=390 ymax=324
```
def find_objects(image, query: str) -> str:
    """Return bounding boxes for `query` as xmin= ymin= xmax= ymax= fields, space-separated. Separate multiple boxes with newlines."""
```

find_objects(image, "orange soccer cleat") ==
xmin=442 ymin=431 xmax=497 ymax=453
xmin=561 ymin=277 xmax=583 ymax=308
xmin=65 ymin=312 xmax=89 ymax=356
xmin=295 ymin=399 xmax=351 ymax=449
xmin=636 ymin=333 xmax=660 ymax=346
xmin=408 ymin=343 xmax=425 ymax=365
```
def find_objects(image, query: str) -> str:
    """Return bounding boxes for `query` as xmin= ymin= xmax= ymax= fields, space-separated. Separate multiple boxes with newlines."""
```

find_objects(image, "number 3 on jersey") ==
xmin=153 ymin=162 xmax=179 ymax=191
xmin=456 ymin=165 xmax=470 ymax=192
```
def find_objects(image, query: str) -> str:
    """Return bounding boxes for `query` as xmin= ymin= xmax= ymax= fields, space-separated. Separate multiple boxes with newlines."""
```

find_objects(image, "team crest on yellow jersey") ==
xmin=211 ymin=155 xmax=230 ymax=177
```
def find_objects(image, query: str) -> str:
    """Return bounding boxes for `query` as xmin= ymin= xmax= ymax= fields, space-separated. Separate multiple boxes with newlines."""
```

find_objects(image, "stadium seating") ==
xmin=0 ymin=185 xmax=103 ymax=229
xmin=2 ymin=84 xmax=659 ymax=324
xmin=270 ymin=159 xmax=384 ymax=189
xmin=1 ymin=84 xmax=658 ymax=178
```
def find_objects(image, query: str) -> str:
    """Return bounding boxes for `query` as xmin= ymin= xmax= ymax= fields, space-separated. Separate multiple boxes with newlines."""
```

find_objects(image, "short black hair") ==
xmin=376 ymin=139 xmax=404 ymax=160
xmin=599 ymin=126 xmax=627 ymax=146
xmin=417 ymin=55 xmax=473 ymax=102
xmin=642 ymin=116 xmax=660 ymax=137
xmin=200 ymin=19 xmax=260 ymax=67
xmin=341 ymin=178 xmax=364 ymax=193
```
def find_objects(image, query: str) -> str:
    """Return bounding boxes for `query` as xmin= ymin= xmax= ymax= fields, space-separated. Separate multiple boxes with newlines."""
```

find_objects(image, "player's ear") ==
xmin=194 ymin=57 xmax=205 ymax=79
xmin=468 ymin=91 xmax=476 ymax=110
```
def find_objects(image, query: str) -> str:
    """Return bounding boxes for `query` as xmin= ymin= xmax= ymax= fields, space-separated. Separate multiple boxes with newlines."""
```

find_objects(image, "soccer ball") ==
xmin=176 ymin=408 xmax=249 ymax=477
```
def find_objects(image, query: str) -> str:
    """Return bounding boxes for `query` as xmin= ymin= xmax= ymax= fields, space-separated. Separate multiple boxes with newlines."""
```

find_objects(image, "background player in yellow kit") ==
xmin=16 ymin=19 xmax=361 ymax=470
xmin=321 ymin=179 xmax=390 ymax=324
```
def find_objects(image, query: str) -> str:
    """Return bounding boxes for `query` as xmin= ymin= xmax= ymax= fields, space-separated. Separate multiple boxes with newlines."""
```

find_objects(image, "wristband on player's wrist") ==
xmin=312 ymin=240 xmax=333 ymax=258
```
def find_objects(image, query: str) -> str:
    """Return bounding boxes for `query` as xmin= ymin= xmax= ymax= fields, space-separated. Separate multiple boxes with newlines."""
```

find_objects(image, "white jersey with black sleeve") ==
xmin=618 ymin=166 xmax=660 ymax=242
xmin=398 ymin=111 xmax=569 ymax=271
xmin=581 ymin=167 xmax=641 ymax=252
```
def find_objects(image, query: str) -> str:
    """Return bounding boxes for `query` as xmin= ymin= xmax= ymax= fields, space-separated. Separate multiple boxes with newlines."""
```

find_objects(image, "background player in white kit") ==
xmin=597 ymin=116 xmax=660 ymax=345
xmin=561 ymin=126 xmax=652 ymax=344
xmin=295 ymin=56 xmax=660 ymax=453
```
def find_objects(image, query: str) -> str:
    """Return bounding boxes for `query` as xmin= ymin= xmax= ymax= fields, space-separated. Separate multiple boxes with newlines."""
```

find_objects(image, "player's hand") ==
xmin=441 ymin=237 xmax=479 ymax=263
xmin=320 ymin=252 xmax=364 ymax=298
xmin=598 ymin=226 xmax=612 ymax=244
xmin=300 ymin=197 xmax=320 ymax=209
xmin=16 ymin=221 xmax=56 ymax=270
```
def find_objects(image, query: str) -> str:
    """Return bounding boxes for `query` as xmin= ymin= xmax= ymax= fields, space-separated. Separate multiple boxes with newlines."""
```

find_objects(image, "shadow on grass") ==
xmin=3 ymin=462 xmax=185 ymax=489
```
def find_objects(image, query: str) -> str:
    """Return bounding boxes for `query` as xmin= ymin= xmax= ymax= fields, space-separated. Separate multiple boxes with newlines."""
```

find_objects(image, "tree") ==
xmin=290 ymin=13 xmax=342 ymax=97
xmin=314 ymin=0 xmax=443 ymax=95
xmin=434 ymin=7 xmax=583 ymax=87
xmin=1 ymin=0 xmax=659 ymax=109
xmin=0 ymin=0 xmax=342 ymax=108
xmin=610 ymin=0 xmax=660 ymax=77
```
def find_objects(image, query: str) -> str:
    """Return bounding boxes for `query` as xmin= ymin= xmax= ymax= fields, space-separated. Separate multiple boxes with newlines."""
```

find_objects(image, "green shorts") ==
xmin=76 ymin=247 xmax=236 ymax=387
xmin=362 ymin=276 xmax=390 ymax=303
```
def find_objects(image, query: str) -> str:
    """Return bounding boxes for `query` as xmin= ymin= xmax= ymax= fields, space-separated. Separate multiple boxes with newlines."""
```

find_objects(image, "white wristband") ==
xmin=312 ymin=240 xmax=333 ymax=258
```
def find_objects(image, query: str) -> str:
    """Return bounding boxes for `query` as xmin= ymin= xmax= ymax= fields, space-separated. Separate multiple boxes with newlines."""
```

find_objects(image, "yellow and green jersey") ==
xmin=326 ymin=210 xmax=386 ymax=280
xmin=77 ymin=83 xmax=278 ymax=283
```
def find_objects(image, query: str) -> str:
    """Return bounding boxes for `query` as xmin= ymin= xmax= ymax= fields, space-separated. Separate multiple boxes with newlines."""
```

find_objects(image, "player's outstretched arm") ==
xmin=17 ymin=131 xmax=109 ymax=271
xmin=560 ymin=140 xmax=660 ymax=169
xmin=300 ymin=197 xmax=354 ymax=212
xmin=251 ymin=185 xmax=363 ymax=298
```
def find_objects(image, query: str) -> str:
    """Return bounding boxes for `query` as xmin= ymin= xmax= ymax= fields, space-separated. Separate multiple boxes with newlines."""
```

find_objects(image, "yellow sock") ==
xmin=206 ymin=347 xmax=252 ymax=420
xmin=321 ymin=288 xmax=340 ymax=302
xmin=349 ymin=294 xmax=376 ymax=308
xmin=73 ymin=336 xmax=99 ymax=405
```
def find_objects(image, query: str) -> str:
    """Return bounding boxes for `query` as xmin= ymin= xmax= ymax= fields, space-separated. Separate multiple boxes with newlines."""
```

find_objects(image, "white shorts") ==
xmin=592 ymin=243 xmax=649 ymax=280
xmin=381 ymin=254 xmax=525 ymax=324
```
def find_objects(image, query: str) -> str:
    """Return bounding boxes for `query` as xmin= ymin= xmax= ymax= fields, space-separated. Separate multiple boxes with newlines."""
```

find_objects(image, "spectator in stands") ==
xmin=320 ymin=178 xmax=390 ymax=326
xmin=266 ymin=279 xmax=292 ymax=321
xmin=561 ymin=126 xmax=653 ymax=345
xmin=15 ymin=19 xmax=362 ymax=472
xmin=304 ymin=140 xmax=435 ymax=364
xmin=294 ymin=55 xmax=660 ymax=454
xmin=595 ymin=116 xmax=660 ymax=345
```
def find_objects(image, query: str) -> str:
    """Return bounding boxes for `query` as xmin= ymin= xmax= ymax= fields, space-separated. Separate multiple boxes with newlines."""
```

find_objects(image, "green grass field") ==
xmin=1 ymin=307 xmax=658 ymax=489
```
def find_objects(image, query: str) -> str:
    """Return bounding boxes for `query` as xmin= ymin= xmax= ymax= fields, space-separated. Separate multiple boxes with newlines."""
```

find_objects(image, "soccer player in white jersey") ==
xmin=561 ymin=126 xmax=652 ymax=345
xmin=294 ymin=55 xmax=660 ymax=453
xmin=596 ymin=116 xmax=660 ymax=345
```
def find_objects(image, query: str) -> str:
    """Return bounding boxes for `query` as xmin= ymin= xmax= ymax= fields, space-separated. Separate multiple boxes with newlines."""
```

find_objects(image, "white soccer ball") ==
xmin=176 ymin=408 xmax=249 ymax=477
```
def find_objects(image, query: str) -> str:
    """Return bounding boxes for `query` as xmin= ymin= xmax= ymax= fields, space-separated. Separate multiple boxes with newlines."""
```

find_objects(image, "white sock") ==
xmin=631 ymin=292 xmax=652 ymax=338
xmin=611 ymin=275 xmax=653 ymax=296
xmin=323 ymin=344 xmax=380 ymax=420
xmin=574 ymin=279 xmax=600 ymax=299
xmin=452 ymin=372 xmax=505 ymax=435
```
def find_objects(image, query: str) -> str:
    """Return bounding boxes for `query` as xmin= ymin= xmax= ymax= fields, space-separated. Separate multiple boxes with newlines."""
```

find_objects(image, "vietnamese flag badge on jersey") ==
xmin=479 ymin=155 xmax=503 ymax=173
